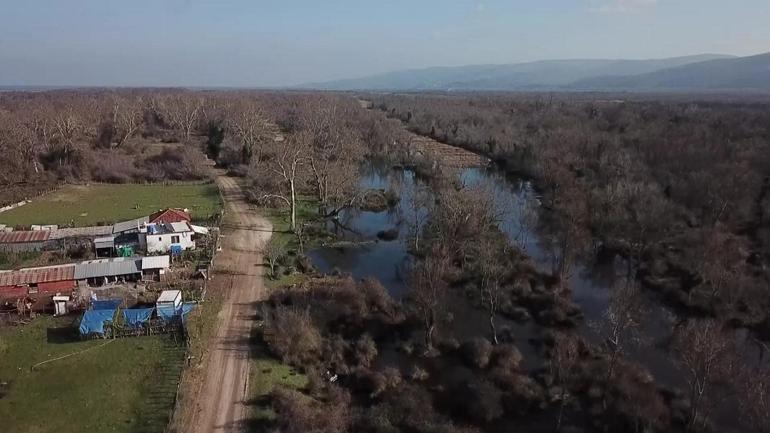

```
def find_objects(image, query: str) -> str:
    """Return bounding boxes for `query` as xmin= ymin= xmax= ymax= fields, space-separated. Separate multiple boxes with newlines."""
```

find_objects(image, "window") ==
xmin=171 ymin=235 xmax=180 ymax=244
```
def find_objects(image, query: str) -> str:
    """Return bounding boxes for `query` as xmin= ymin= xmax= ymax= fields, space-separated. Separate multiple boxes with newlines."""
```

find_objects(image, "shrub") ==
xmin=354 ymin=334 xmax=379 ymax=368
xmin=267 ymin=306 xmax=323 ymax=365
xmin=460 ymin=337 xmax=493 ymax=369
xmin=271 ymin=386 xmax=351 ymax=433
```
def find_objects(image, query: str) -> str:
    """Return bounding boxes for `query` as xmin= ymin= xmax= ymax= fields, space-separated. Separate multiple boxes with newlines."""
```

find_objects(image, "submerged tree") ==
xmin=408 ymin=245 xmax=450 ymax=353
xmin=672 ymin=319 xmax=735 ymax=433
xmin=592 ymin=277 xmax=646 ymax=393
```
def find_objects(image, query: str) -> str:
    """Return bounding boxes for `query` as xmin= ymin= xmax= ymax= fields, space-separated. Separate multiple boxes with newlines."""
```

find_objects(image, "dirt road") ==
xmin=186 ymin=175 xmax=272 ymax=433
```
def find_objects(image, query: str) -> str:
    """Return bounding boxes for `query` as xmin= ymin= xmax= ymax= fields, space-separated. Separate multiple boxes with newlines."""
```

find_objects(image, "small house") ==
xmin=143 ymin=222 xmax=195 ymax=254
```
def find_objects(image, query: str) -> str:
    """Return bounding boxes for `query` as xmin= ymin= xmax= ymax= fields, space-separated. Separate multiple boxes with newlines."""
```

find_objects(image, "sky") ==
xmin=1 ymin=0 xmax=769 ymax=87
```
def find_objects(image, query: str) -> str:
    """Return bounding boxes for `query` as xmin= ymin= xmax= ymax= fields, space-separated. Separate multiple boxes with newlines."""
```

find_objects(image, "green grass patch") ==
xmin=248 ymin=339 xmax=308 ymax=428
xmin=0 ymin=183 xmax=222 ymax=227
xmin=265 ymin=272 xmax=308 ymax=291
xmin=0 ymin=316 xmax=185 ymax=433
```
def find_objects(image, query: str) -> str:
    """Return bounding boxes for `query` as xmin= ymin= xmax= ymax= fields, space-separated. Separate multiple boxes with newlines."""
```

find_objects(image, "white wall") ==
xmin=144 ymin=232 xmax=195 ymax=254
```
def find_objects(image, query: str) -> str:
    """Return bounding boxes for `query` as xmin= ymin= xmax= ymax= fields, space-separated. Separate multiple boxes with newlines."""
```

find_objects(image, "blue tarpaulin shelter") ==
xmin=157 ymin=304 xmax=181 ymax=322
xmin=122 ymin=308 xmax=154 ymax=328
xmin=181 ymin=303 xmax=196 ymax=323
xmin=92 ymin=299 xmax=122 ymax=310
xmin=79 ymin=309 xmax=116 ymax=335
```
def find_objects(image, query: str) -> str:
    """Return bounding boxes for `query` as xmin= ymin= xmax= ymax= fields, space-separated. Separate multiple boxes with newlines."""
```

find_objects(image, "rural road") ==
xmin=187 ymin=175 xmax=272 ymax=433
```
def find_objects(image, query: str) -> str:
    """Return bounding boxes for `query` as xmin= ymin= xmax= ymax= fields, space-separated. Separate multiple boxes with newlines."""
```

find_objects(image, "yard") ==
xmin=0 ymin=183 xmax=222 ymax=228
xmin=0 ymin=316 xmax=185 ymax=433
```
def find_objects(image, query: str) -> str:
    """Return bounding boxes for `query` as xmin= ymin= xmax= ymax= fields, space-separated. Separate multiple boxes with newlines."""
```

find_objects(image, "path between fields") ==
xmin=187 ymin=175 xmax=272 ymax=433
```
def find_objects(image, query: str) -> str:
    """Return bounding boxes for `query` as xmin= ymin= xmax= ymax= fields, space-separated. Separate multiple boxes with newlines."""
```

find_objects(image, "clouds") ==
xmin=591 ymin=0 xmax=658 ymax=13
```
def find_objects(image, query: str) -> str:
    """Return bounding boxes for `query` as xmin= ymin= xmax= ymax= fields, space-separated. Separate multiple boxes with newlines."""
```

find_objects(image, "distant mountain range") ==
xmin=302 ymin=53 xmax=770 ymax=92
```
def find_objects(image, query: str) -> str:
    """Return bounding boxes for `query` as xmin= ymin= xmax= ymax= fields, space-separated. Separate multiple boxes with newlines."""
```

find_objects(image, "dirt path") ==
xmin=186 ymin=175 xmax=272 ymax=433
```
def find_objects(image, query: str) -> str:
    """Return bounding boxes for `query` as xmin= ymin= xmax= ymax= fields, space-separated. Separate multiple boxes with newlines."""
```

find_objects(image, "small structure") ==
xmin=53 ymin=295 xmax=70 ymax=316
xmin=156 ymin=290 xmax=182 ymax=321
xmin=144 ymin=222 xmax=195 ymax=254
xmin=0 ymin=264 xmax=77 ymax=310
xmin=0 ymin=230 xmax=54 ymax=253
xmin=141 ymin=255 xmax=171 ymax=281
xmin=93 ymin=235 xmax=115 ymax=257
xmin=75 ymin=257 xmax=142 ymax=287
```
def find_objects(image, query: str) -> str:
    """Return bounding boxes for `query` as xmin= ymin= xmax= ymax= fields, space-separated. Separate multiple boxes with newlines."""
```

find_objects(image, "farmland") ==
xmin=0 ymin=316 xmax=185 ymax=433
xmin=0 ymin=183 xmax=222 ymax=228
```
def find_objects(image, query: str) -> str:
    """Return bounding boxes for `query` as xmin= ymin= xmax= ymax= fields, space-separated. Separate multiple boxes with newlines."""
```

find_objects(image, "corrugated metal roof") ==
xmin=49 ymin=226 xmax=113 ymax=240
xmin=190 ymin=224 xmax=209 ymax=235
xmin=74 ymin=257 xmax=142 ymax=280
xmin=142 ymin=255 xmax=170 ymax=270
xmin=0 ymin=231 xmax=51 ymax=244
xmin=94 ymin=235 xmax=115 ymax=249
xmin=170 ymin=222 xmax=191 ymax=233
xmin=112 ymin=216 xmax=149 ymax=234
xmin=0 ymin=264 xmax=75 ymax=286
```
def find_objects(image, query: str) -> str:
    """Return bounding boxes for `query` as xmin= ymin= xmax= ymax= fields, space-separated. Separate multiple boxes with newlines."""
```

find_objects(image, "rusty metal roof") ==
xmin=0 ymin=230 xmax=51 ymax=244
xmin=0 ymin=264 xmax=76 ymax=286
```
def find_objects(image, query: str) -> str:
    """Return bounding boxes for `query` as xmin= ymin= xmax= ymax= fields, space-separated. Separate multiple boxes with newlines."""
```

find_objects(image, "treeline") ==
xmin=0 ymin=90 xmax=407 ymax=207
xmin=370 ymin=93 xmax=770 ymax=335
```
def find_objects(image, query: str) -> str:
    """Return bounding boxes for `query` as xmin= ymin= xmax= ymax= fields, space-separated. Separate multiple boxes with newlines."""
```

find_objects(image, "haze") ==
xmin=1 ymin=0 xmax=770 ymax=88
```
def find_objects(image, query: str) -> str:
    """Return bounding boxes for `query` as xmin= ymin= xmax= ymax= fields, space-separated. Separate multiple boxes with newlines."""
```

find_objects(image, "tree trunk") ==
xmin=289 ymin=180 xmax=297 ymax=232
xmin=490 ymin=312 xmax=498 ymax=345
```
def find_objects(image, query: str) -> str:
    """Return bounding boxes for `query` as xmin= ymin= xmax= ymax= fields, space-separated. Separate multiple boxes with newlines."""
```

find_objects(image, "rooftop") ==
xmin=74 ymin=257 xmax=142 ymax=280
xmin=157 ymin=290 xmax=181 ymax=303
xmin=0 ymin=230 xmax=51 ymax=244
xmin=141 ymin=255 xmax=170 ymax=270
xmin=112 ymin=216 xmax=149 ymax=234
xmin=150 ymin=208 xmax=191 ymax=224
xmin=0 ymin=264 xmax=75 ymax=286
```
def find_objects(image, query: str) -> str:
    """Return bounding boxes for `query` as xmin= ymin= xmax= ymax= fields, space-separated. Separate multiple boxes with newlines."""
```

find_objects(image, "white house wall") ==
xmin=144 ymin=232 xmax=195 ymax=254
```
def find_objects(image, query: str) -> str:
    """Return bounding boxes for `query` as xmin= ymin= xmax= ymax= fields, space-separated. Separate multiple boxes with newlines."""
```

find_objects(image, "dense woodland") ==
xmin=371 ymin=93 xmax=770 ymax=333
xmin=2 ymin=90 xmax=769 ymax=433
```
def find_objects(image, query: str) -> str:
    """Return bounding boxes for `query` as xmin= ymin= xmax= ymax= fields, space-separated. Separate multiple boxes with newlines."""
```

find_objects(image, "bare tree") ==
xmin=226 ymin=99 xmax=272 ymax=164
xmin=672 ymin=319 xmax=735 ymax=433
xmin=550 ymin=332 xmax=580 ymax=433
xmin=476 ymin=238 xmax=507 ymax=345
xmin=156 ymin=94 xmax=204 ymax=142
xmin=302 ymin=98 xmax=365 ymax=216
xmin=263 ymin=237 xmax=286 ymax=279
xmin=592 ymin=278 xmax=646 ymax=391
xmin=408 ymin=245 xmax=450 ymax=353
xmin=111 ymin=95 xmax=144 ymax=147
xmin=252 ymin=130 xmax=310 ymax=231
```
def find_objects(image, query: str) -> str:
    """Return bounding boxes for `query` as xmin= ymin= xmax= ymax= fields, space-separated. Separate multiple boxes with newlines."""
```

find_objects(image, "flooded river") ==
xmin=308 ymin=161 xmax=764 ymax=431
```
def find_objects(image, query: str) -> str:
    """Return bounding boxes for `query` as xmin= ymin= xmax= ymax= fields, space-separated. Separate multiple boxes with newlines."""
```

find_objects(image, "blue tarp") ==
xmin=157 ymin=304 xmax=181 ymax=322
xmin=181 ymin=303 xmax=197 ymax=323
xmin=79 ymin=309 xmax=116 ymax=335
xmin=122 ymin=308 xmax=154 ymax=329
xmin=92 ymin=299 xmax=122 ymax=310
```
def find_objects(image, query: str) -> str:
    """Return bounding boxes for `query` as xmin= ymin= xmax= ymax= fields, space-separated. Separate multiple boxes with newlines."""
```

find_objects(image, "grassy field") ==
xmin=0 ymin=183 xmax=222 ymax=228
xmin=0 ymin=316 xmax=185 ymax=433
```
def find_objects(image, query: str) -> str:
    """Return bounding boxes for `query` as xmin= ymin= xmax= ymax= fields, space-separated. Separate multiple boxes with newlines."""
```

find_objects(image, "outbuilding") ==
xmin=0 ymin=230 xmax=55 ymax=253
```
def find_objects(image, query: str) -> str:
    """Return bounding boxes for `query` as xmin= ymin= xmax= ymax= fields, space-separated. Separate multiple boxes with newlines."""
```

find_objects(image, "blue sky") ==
xmin=1 ymin=0 xmax=768 ymax=87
